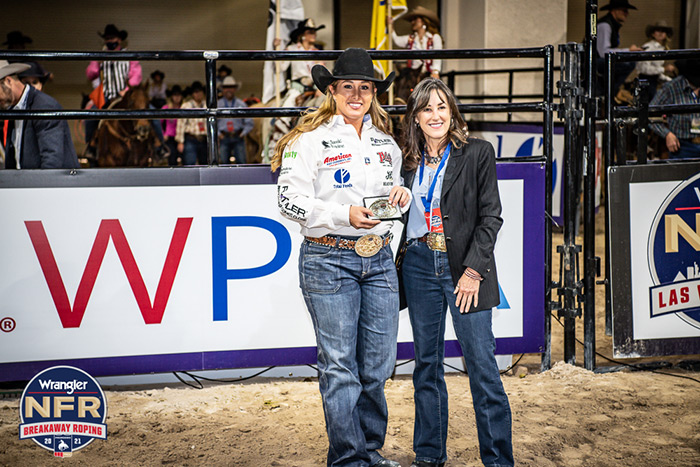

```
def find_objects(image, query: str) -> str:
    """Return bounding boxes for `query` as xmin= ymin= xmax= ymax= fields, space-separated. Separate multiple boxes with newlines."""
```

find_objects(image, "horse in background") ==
xmin=93 ymin=85 xmax=167 ymax=167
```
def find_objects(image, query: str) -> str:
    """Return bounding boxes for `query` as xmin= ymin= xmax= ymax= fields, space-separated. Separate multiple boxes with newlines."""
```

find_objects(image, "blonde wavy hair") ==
xmin=270 ymin=81 xmax=391 ymax=171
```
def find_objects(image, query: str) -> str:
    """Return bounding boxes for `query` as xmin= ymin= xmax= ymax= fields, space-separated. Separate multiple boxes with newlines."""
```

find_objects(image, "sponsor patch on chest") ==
xmin=324 ymin=153 xmax=353 ymax=166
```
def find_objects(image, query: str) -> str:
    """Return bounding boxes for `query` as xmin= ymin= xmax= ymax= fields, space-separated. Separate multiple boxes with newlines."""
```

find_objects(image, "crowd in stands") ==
xmin=2 ymin=3 xmax=700 ymax=169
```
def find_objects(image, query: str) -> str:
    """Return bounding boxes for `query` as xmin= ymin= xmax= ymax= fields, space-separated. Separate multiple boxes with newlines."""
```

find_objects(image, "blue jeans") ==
xmin=183 ymin=135 xmax=208 ymax=165
xmin=402 ymin=240 xmax=513 ymax=467
xmin=299 ymin=239 xmax=400 ymax=467
xmin=219 ymin=135 xmax=247 ymax=164
xmin=671 ymin=140 xmax=700 ymax=159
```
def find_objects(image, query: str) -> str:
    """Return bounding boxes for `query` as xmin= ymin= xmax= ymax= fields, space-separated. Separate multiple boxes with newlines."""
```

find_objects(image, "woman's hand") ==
xmin=388 ymin=186 xmax=410 ymax=208
xmin=177 ymin=143 xmax=184 ymax=154
xmin=454 ymin=274 xmax=480 ymax=313
xmin=349 ymin=206 xmax=381 ymax=229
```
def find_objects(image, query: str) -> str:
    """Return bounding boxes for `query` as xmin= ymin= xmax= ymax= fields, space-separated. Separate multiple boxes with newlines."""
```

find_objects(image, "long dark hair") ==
xmin=401 ymin=78 xmax=468 ymax=171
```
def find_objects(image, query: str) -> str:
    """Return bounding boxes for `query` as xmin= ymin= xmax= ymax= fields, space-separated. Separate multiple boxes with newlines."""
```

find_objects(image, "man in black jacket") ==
xmin=597 ymin=0 xmax=642 ymax=96
xmin=0 ymin=61 xmax=79 ymax=169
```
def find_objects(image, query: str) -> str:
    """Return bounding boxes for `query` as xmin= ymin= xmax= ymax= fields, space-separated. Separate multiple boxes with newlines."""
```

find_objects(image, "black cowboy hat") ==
xmin=18 ymin=61 xmax=51 ymax=82
xmin=150 ymin=70 xmax=165 ymax=80
xmin=166 ymin=84 xmax=183 ymax=97
xmin=217 ymin=64 xmax=232 ymax=75
xmin=3 ymin=31 xmax=32 ymax=46
xmin=600 ymin=0 xmax=637 ymax=10
xmin=189 ymin=80 xmax=205 ymax=93
xmin=677 ymin=59 xmax=700 ymax=88
xmin=646 ymin=21 xmax=673 ymax=39
xmin=290 ymin=18 xmax=325 ymax=43
xmin=312 ymin=48 xmax=395 ymax=95
xmin=99 ymin=24 xmax=128 ymax=41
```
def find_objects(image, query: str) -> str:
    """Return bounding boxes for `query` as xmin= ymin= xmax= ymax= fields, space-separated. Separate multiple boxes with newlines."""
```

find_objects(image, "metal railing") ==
xmin=0 ymin=46 xmax=555 ymax=368
xmin=443 ymin=66 xmax=561 ymax=122
xmin=602 ymin=47 xmax=700 ymax=357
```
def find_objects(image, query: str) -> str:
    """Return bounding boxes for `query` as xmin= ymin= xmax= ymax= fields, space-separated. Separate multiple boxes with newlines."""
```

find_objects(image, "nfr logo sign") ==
xmin=25 ymin=216 xmax=291 ymax=327
xmin=648 ymin=172 xmax=700 ymax=329
xmin=19 ymin=366 xmax=107 ymax=456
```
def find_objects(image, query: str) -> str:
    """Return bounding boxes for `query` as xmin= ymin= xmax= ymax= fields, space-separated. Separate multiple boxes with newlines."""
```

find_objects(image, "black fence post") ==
xmin=205 ymin=55 xmax=218 ymax=166
xmin=557 ymin=43 xmax=584 ymax=365
xmin=583 ymin=0 xmax=598 ymax=371
xmin=541 ymin=45 xmax=555 ymax=372
xmin=604 ymin=52 xmax=615 ymax=336
xmin=635 ymin=79 xmax=650 ymax=164
xmin=447 ymin=71 xmax=455 ymax=93
xmin=507 ymin=71 xmax=514 ymax=122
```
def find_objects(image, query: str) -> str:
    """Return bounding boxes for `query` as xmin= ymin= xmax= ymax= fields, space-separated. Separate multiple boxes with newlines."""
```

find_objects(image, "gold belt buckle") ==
xmin=354 ymin=234 xmax=383 ymax=257
xmin=426 ymin=232 xmax=447 ymax=252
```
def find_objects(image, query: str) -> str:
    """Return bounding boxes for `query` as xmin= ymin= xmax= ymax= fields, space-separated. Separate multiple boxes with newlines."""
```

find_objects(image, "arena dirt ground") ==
xmin=1 ymin=209 xmax=699 ymax=466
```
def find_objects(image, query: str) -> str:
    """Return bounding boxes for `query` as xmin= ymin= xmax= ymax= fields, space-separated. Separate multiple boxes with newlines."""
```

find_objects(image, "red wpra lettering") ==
xmin=25 ymin=218 xmax=193 ymax=328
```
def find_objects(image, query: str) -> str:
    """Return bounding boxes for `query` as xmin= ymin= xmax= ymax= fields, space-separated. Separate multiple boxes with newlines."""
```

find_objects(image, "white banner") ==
xmin=0 ymin=180 xmax=526 ymax=368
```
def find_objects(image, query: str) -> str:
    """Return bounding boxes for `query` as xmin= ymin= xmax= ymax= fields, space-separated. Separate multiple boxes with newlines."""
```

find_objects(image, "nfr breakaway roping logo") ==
xmin=648 ymin=171 xmax=700 ymax=329
xmin=19 ymin=366 xmax=107 ymax=457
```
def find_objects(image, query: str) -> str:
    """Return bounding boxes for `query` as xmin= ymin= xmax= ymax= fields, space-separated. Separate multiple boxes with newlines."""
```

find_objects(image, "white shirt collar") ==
xmin=325 ymin=113 xmax=373 ymax=130
xmin=14 ymin=84 xmax=31 ymax=110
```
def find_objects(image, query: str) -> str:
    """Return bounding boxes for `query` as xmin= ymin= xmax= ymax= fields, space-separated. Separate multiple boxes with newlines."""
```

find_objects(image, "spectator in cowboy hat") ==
xmin=635 ymin=20 xmax=675 ymax=101
xmin=18 ymin=61 xmax=52 ymax=92
xmin=175 ymin=81 xmax=208 ymax=165
xmin=649 ymin=59 xmax=700 ymax=159
xmin=216 ymin=64 xmax=232 ymax=97
xmin=84 ymin=23 xmax=143 ymax=158
xmin=148 ymin=70 xmax=167 ymax=108
xmin=217 ymin=75 xmax=253 ymax=164
xmin=390 ymin=6 xmax=443 ymax=80
xmin=162 ymin=84 xmax=184 ymax=166
xmin=274 ymin=18 xmax=326 ymax=89
xmin=596 ymin=0 xmax=642 ymax=96
xmin=3 ymin=31 xmax=32 ymax=50
xmin=0 ymin=60 xmax=79 ymax=169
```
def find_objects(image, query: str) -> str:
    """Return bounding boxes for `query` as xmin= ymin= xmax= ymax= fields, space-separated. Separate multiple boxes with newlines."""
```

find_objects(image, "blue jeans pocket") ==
xmin=300 ymin=242 xmax=341 ymax=294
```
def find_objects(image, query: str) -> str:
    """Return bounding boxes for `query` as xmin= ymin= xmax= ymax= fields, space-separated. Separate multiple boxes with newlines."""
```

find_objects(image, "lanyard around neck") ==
xmin=418 ymin=142 xmax=451 ymax=215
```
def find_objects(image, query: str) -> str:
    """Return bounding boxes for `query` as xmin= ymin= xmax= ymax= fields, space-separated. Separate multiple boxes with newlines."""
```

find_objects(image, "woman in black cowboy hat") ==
xmin=18 ymin=62 xmax=52 ymax=92
xmin=275 ymin=18 xmax=326 ymax=96
xmin=148 ymin=70 xmax=167 ymax=108
xmin=272 ymin=48 xmax=410 ymax=467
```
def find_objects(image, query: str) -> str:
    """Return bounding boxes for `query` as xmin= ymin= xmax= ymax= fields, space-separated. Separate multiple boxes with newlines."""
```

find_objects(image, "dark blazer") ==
xmin=399 ymin=137 xmax=503 ymax=312
xmin=11 ymin=85 xmax=79 ymax=169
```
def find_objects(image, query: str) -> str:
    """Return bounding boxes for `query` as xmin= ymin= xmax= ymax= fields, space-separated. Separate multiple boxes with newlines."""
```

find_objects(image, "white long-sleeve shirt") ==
xmin=277 ymin=114 xmax=409 ymax=238
xmin=636 ymin=39 xmax=671 ymax=82
xmin=278 ymin=42 xmax=324 ymax=82
xmin=392 ymin=31 xmax=443 ymax=74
